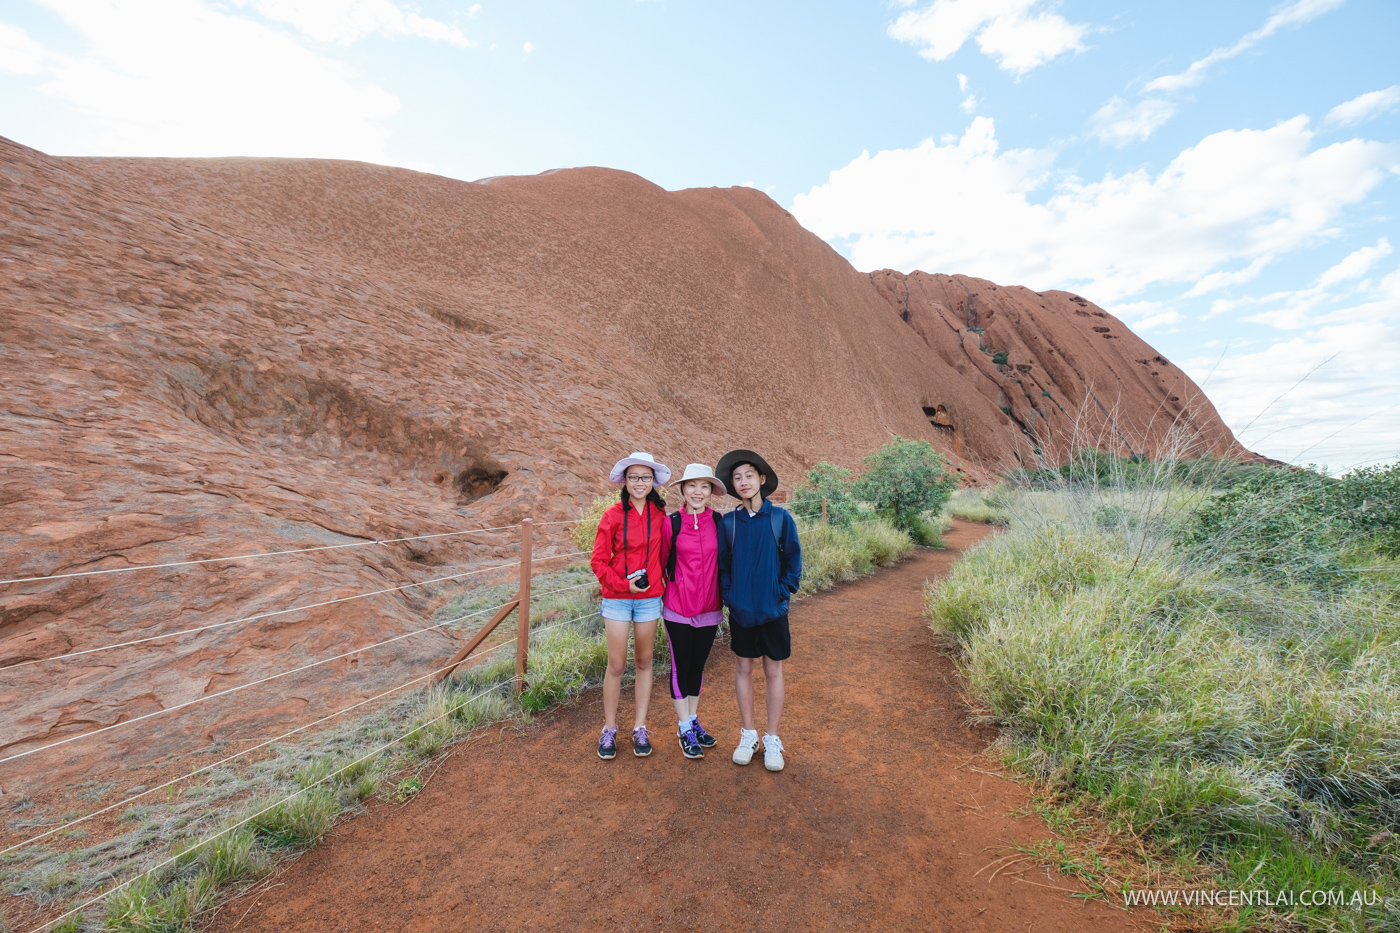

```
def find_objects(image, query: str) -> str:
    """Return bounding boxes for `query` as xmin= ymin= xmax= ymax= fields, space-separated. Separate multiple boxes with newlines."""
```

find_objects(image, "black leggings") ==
xmin=664 ymin=621 xmax=718 ymax=700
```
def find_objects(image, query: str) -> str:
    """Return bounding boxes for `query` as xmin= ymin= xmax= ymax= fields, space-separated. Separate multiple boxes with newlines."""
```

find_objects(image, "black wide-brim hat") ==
xmin=715 ymin=449 xmax=779 ymax=499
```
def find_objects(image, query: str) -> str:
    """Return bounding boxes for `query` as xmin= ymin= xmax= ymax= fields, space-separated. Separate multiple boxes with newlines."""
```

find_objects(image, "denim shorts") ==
xmin=601 ymin=596 xmax=663 ymax=623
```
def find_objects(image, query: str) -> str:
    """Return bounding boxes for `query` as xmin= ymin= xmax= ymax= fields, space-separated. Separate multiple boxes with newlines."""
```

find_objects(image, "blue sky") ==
xmin=2 ymin=0 xmax=1397 ymax=470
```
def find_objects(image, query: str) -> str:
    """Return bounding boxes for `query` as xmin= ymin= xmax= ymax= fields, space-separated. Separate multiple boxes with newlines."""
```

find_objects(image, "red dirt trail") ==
xmin=208 ymin=522 xmax=1142 ymax=933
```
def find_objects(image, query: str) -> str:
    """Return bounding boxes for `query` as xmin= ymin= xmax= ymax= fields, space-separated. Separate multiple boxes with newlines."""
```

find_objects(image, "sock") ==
xmin=679 ymin=718 xmax=691 ymax=733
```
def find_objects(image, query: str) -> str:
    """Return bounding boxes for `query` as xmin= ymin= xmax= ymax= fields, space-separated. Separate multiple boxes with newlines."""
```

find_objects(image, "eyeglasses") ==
xmin=625 ymin=474 xmax=653 ymax=483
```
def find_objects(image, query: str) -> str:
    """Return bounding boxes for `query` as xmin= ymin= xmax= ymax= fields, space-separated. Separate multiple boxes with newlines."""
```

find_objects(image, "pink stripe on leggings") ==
xmin=668 ymin=632 xmax=682 ymax=700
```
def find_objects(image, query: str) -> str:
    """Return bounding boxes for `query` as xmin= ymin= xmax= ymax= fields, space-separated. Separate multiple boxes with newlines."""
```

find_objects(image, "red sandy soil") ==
xmin=0 ymin=133 xmax=1246 ymax=797
xmin=204 ymin=523 xmax=1146 ymax=933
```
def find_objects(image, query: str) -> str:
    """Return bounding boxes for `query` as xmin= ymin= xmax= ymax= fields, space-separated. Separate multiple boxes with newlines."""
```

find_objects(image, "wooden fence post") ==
xmin=514 ymin=518 xmax=532 ymax=695
xmin=821 ymin=497 xmax=828 ymax=526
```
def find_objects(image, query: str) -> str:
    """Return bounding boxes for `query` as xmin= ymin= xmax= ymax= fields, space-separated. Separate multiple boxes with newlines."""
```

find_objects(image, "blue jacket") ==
xmin=717 ymin=499 xmax=803 ymax=628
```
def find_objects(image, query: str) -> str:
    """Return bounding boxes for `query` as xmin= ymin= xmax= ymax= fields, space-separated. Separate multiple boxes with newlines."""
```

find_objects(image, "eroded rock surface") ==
xmin=0 ymin=138 xmax=1245 ymax=793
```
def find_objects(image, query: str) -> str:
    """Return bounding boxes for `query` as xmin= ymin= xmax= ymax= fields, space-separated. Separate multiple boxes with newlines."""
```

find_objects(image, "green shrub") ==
xmin=1182 ymin=466 xmax=1345 ymax=588
xmin=947 ymin=487 xmax=1011 ymax=524
xmin=105 ymin=872 xmax=216 ymax=933
xmin=797 ymin=516 xmax=912 ymax=594
xmin=246 ymin=788 xmax=339 ymax=848
xmin=907 ymin=512 xmax=946 ymax=547
xmin=191 ymin=827 xmax=269 ymax=886
xmin=1334 ymin=463 xmax=1400 ymax=556
xmin=789 ymin=461 xmax=868 ymax=528
xmin=992 ymin=351 xmax=1009 ymax=365
xmin=570 ymin=495 xmax=615 ymax=554
xmin=853 ymin=437 xmax=958 ymax=532
xmin=520 ymin=625 xmax=609 ymax=713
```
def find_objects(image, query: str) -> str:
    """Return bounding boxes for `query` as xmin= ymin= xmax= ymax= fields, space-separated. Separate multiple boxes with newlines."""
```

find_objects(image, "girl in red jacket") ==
xmin=590 ymin=452 xmax=671 ymax=760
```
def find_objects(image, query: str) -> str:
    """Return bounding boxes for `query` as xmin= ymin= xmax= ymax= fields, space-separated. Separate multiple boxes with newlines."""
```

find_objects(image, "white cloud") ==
xmin=1145 ymin=0 xmax=1345 ymax=94
xmin=955 ymin=72 xmax=978 ymax=112
xmin=26 ymin=0 xmax=400 ymax=161
xmin=1107 ymin=300 xmax=1180 ymax=331
xmin=792 ymin=115 xmax=1399 ymax=304
xmin=1185 ymin=255 xmax=1274 ymax=297
xmin=237 ymin=0 xmax=473 ymax=47
xmin=888 ymin=0 xmax=1088 ymax=76
xmin=1317 ymin=237 xmax=1392 ymax=287
xmin=1237 ymin=240 xmax=1396 ymax=329
xmin=1088 ymin=96 xmax=1177 ymax=147
xmin=1184 ymin=319 xmax=1400 ymax=470
xmin=1324 ymin=85 xmax=1400 ymax=128
xmin=0 ymin=22 xmax=47 ymax=73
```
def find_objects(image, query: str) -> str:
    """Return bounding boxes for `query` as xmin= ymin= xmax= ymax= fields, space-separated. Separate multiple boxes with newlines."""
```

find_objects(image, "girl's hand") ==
xmin=628 ymin=577 xmax=646 ymax=594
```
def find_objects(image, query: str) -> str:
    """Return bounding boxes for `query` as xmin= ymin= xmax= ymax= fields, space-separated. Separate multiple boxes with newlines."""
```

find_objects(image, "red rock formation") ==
xmin=867 ymin=270 xmax=1242 ymax=467
xmin=0 ymin=137 xmax=1246 ymax=793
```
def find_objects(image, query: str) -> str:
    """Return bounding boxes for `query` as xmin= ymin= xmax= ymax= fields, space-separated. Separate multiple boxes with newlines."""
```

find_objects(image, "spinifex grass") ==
xmin=927 ymin=482 xmax=1400 ymax=931
xmin=795 ymin=516 xmax=914 ymax=595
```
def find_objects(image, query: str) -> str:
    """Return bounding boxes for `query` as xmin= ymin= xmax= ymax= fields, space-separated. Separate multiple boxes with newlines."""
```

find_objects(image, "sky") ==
xmin=2 ymin=0 xmax=1397 ymax=472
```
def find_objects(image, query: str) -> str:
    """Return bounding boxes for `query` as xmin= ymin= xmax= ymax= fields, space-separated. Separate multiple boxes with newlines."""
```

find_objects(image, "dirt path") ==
xmin=209 ymin=521 xmax=1142 ymax=933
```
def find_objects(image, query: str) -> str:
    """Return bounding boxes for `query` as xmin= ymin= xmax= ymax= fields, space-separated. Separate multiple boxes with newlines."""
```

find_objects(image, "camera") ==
xmin=627 ymin=568 xmax=649 ymax=590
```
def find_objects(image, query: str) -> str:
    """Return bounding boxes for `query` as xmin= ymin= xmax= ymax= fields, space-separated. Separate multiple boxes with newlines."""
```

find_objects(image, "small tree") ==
xmin=790 ymin=462 xmax=866 ymax=528
xmin=853 ymin=437 xmax=958 ymax=533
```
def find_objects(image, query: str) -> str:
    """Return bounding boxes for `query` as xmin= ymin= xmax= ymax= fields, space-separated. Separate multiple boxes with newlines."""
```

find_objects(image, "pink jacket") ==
xmin=661 ymin=507 xmax=723 ymax=626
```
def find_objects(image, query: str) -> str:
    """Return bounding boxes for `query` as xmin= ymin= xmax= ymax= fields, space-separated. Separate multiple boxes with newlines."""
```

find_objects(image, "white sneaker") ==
xmin=732 ymin=729 xmax=760 ymax=765
xmin=763 ymin=734 xmax=785 ymax=772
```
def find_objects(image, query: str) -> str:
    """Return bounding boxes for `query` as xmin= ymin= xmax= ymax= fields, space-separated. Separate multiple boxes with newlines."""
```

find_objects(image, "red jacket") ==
xmin=591 ymin=500 xmax=668 ymax=600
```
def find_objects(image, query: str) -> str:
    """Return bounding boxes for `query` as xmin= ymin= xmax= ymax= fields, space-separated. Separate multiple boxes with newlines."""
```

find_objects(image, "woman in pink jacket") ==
xmin=661 ymin=463 xmax=727 ymax=759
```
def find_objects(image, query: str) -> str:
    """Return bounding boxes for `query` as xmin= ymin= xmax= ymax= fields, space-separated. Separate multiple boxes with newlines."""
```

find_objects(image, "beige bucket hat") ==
xmin=667 ymin=462 xmax=728 ymax=497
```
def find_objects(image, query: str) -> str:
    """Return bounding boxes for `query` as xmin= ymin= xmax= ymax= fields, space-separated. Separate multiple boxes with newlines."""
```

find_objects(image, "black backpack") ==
xmin=664 ymin=507 xmax=789 ymax=582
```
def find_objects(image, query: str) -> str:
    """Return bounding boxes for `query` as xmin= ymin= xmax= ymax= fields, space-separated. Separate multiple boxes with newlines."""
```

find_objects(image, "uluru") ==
xmin=0 ymin=136 xmax=1245 ymax=793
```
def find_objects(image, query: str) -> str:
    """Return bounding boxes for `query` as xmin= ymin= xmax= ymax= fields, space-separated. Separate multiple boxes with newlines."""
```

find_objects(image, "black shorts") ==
xmin=729 ymin=615 xmax=791 ymax=661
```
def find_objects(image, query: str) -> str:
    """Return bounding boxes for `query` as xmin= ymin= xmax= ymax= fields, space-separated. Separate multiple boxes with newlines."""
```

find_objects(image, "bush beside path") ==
xmin=204 ymin=522 xmax=1139 ymax=933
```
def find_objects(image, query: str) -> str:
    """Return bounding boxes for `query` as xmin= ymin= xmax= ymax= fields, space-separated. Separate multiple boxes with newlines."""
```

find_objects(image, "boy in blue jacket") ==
xmin=715 ymin=449 xmax=802 ymax=772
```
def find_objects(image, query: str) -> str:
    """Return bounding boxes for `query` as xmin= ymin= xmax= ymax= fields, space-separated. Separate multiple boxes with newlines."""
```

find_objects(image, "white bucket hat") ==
xmin=609 ymin=451 xmax=672 ymax=486
xmin=668 ymin=463 xmax=728 ymax=497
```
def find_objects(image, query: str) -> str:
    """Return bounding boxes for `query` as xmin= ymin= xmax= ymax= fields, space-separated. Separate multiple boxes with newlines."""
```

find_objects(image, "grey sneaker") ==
xmin=763 ymin=734 xmax=785 ymax=772
xmin=632 ymin=726 xmax=653 ymax=757
xmin=732 ymin=729 xmax=760 ymax=766
xmin=597 ymin=726 xmax=618 ymax=760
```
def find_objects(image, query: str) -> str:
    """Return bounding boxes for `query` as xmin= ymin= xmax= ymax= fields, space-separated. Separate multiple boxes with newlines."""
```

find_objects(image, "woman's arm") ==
xmin=590 ymin=508 xmax=629 ymax=593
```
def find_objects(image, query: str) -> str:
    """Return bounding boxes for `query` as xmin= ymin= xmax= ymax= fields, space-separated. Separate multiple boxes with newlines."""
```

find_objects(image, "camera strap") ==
xmin=622 ymin=500 xmax=651 ymax=582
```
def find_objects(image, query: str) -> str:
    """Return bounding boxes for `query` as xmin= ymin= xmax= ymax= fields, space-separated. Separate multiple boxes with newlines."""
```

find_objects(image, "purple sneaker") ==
xmin=678 ymin=725 xmax=704 ymax=759
xmin=597 ymin=726 xmax=618 ymax=760
xmin=632 ymin=726 xmax=653 ymax=757
xmin=691 ymin=719 xmax=717 ymax=748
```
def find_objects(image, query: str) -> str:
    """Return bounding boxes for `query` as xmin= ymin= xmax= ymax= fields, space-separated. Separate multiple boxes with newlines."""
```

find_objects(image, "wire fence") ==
xmin=8 ymin=586 xmax=611 ymax=932
xmin=3 ymin=582 xmax=604 ymax=858
xmin=16 ymin=672 xmax=517 ymax=933
xmin=0 ymin=521 xmax=564 ymax=588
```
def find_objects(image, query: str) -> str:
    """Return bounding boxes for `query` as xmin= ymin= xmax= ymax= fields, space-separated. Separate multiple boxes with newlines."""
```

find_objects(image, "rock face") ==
xmin=0 ymin=137 xmax=1245 ymax=792
xmin=866 ymin=270 xmax=1240 ymax=467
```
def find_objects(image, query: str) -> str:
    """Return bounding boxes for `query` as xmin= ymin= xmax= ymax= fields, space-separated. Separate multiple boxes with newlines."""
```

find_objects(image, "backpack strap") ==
xmin=665 ymin=512 xmax=682 ymax=582
xmin=770 ymin=507 xmax=787 ymax=564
